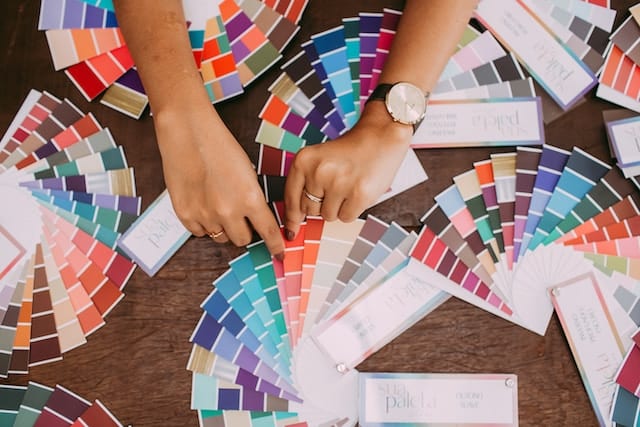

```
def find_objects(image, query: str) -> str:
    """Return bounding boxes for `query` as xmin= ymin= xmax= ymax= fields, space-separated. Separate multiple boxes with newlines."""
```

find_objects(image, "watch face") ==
xmin=385 ymin=82 xmax=427 ymax=125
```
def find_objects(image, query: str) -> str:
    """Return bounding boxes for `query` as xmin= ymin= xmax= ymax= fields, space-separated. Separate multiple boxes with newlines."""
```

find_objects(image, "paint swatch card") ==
xmin=411 ymin=98 xmax=544 ymax=148
xmin=550 ymin=272 xmax=626 ymax=426
xmin=475 ymin=0 xmax=597 ymax=110
xmin=597 ymin=44 xmax=640 ymax=114
xmin=611 ymin=384 xmax=640 ymax=427
xmin=311 ymin=263 xmax=449 ymax=370
xmin=606 ymin=114 xmax=640 ymax=177
xmin=358 ymin=372 xmax=518 ymax=427
xmin=117 ymin=189 xmax=190 ymax=276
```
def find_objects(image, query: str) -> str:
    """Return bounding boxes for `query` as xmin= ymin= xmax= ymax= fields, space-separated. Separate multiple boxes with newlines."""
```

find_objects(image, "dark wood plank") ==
xmin=0 ymin=0 xmax=634 ymax=426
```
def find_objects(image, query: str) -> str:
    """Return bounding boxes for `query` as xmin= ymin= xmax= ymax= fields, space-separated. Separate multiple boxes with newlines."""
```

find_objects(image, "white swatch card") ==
xmin=550 ymin=272 xmax=627 ymax=427
xmin=311 ymin=264 xmax=449 ymax=370
xmin=474 ymin=0 xmax=597 ymax=110
xmin=117 ymin=189 xmax=191 ymax=276
xmin=606 ymin=115 xmax=640 ymax=175
xmin=358 ymin=372 xmax=518 ymax=426
xmin=411 ymin=98 xmax=544 ymax=148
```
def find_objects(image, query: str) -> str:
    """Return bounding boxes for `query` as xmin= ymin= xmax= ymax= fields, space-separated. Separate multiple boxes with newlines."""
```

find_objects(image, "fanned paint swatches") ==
xmin=254 ymin=10 xmax=545 ymax=208
xmin=0 ymin=381 xmax=126 ymax=427
xmin=0 ymin=89 xmax=139 ymax=377
xmin=188 ymin=215 xmax=451 ymax=426
xmin=37 ymin=0 xmax=308 ymax=118
xmin=406 ymin=144 xmax=640 ymax=339
xmin=404 ymin=145 xmax=640 ymax=425
xmin=256 ymin=9 xmax=543 ymax=158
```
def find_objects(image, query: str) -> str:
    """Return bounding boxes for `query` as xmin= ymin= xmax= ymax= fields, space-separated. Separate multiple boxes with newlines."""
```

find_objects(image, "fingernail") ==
xmin=275 ymin=252 xmax=285 ymax=262
xmin=285 ymin=229 xmax=295 ymax=241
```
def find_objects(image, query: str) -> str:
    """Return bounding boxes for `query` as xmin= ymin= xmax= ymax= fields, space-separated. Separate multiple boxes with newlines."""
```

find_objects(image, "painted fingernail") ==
xmin=275 ymin=252 xmax=285 ymax=262
xmin=285 ymin=229 xmax=295 ymax=241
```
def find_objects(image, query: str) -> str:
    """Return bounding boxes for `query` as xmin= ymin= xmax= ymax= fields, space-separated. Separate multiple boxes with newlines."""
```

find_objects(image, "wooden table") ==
xmin=1 ymin=1 xmax=633 ymax=425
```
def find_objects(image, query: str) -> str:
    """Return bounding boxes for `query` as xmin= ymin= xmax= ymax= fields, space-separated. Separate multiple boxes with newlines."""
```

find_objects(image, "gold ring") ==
xmin=303 ymin=188 xmax=324 ymax=203
xmin=208 ymin=229 xmax=225 ymax=239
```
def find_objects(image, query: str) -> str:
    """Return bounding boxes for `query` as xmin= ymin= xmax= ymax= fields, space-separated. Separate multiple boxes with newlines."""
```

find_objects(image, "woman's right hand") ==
xmin=153 ymin=99 xmax=285 ymax=260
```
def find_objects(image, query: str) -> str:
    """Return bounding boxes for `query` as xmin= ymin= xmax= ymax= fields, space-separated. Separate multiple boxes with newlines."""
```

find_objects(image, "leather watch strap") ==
xmin=366 ymin=83 xmax=394 ymax=103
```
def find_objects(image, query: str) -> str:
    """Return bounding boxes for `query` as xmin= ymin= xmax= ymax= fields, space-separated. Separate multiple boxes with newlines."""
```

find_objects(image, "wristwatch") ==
xmin=366 ymin=82 xmax=430 ymax=134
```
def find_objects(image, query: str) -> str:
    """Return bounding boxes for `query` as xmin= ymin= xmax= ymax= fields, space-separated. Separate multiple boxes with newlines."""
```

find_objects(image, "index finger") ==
xmin=248 ymin=202 xmax=286 ymax=261
xmin=283 ymin=163 xmax=306 ymax=240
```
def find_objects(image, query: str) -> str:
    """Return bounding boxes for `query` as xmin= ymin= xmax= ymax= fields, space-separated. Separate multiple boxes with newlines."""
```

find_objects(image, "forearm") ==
xmin=112 ymin=0 xmax=216 ymax=116
xmin=356 ymin=0 xmax=478 ymax=140
xmin=379 ymin=0 xmax=479 ymax=93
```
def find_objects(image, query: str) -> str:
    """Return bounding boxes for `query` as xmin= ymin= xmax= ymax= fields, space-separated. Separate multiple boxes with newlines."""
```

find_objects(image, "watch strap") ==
xmin=366 ymin=83 xmax=394 ymax=103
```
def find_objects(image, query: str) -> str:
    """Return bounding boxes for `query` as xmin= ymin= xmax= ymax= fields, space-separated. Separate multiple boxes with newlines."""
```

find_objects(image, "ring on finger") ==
xmin=303 ymin=187 xmax=324 ymax=203
xmin=208 ymin=229 xmax=225 ymax=239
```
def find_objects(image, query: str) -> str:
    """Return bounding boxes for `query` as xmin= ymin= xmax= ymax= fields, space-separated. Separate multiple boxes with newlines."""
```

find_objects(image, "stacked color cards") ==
xmin=597 ymin=3 xmax=640 ymax=113
xmin=188 ymin=216 xmax=454 ymax=426
xmin=0 ymin=381 xmax=126 ymax=426
xmin=0 ymin=89 xmax=139 ymax=377
xmin=37 ymin=0 xmax=308 ymax=118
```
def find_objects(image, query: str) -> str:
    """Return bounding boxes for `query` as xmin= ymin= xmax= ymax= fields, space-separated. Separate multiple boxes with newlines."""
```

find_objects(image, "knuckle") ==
xmin=338 ymin=211 xmax=358 ymax=223
xmin=313 ymin=161 xmax=338 ymax=180
xmin=233 ymin=235 xmax=252 ymax=247
xmin=190 ymin=227 xmax=206 ymax=237
xmin=213 ymin=205 xmax=235 ymax=222
xmin=295 ymin=146 xmax=314 ymax=163
xmin=262 ymin=222 xmax=282 ymax=239
xmin=244 ymin=190 xmax=266 ymax=207
xmin=322 ymin=211 xmax=337 ymax=222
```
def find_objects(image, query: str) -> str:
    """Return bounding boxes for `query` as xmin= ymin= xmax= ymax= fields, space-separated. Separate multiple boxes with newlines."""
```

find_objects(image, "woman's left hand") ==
xmin=283 ymin=103 xmax=414 ymax=240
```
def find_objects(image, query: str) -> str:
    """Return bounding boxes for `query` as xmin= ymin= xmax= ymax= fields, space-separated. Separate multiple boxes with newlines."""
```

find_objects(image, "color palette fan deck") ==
xmin=37 ymin=0 xmax=309 ymax=118
xmin=0 ymin=89 xmax=139 ymax=377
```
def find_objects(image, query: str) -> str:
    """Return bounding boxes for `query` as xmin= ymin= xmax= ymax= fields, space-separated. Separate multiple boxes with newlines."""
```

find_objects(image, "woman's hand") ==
xmin=155 ymin=99 xmax=285 ymax=259
xmin=283 ymin=102 xmax=413 ymax=240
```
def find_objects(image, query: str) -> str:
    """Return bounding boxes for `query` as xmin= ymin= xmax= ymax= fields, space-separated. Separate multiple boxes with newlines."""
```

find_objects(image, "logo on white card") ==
xmin=378 ymin=382 xmax=435 ymax=414
xmin=132 ymin=209 xmax=186 ymax=249
xmin=533 ymin=40 xmax=575 ymax=91
xmin=471 ymin=108 xmax=526 ymax=137
xmin=383 ymin=275 xmax=436 ymax=311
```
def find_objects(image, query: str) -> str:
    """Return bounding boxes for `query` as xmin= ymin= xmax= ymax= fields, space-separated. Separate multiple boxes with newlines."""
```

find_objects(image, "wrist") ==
xmin=149 ymin=72 xmax=214 ymax=117
xmin=355 ymin=101 xmax=415 ymax=146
